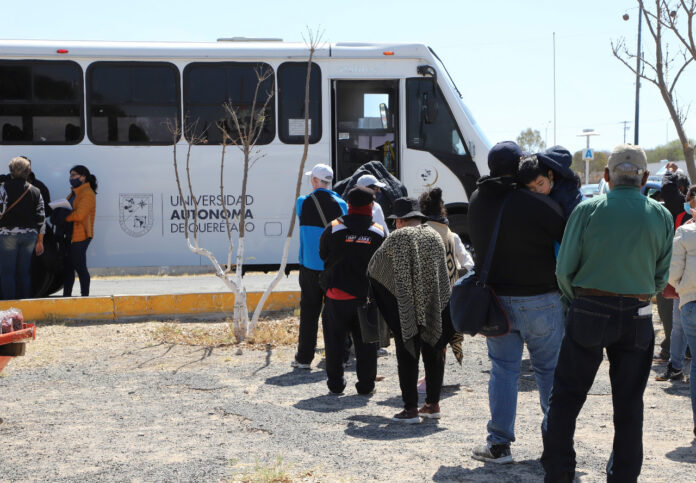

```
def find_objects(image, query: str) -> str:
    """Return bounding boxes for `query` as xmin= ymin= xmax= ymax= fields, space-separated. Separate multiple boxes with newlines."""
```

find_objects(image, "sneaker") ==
xmin=655 ymin=363 xmax=684 ymax=381
xmin=392 ymin=408 xmax=420 ymax=424
xmin=329 ymin=389 xmax=344 ymax=395
xmin=472 ymin=444 xmax=513 ymax=464
xmin=417 ymin=377 xmax=427 ymax=394
xmin=418 ymin=403 xmax=441 ymax=419
xmin=291 ymin=360 xmax=311 ymax=369
xmin=377 ymin=348 xmax=389 ymax=357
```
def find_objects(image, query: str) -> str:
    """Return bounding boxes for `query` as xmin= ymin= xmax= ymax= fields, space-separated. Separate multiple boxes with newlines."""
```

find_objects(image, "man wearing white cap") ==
xmin=292 ymin=163 xmax=347 ymax=369
xmin=355 ymin=174 xmax=389 ymax=235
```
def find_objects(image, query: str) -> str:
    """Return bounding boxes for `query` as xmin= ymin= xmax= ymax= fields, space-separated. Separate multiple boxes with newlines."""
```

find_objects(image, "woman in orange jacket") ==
xmin=63 ymin=165 xmax=97 ymax=297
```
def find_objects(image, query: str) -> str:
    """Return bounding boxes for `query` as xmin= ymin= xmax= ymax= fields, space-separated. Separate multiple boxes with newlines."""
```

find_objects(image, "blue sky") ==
xmin=3 ymin=0 xmax=695 ymax=154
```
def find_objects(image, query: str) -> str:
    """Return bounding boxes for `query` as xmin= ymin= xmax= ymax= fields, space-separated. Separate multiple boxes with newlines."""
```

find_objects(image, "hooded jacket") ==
xmin=535 ymin=146 xmax=583 ymax=219
xmin=468 ymin=175 xmax=565 ymax=296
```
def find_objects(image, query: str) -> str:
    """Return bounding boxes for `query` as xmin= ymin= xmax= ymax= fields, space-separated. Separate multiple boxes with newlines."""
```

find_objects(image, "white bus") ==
xmin=0 ymin=39 xmax=490 ymax=276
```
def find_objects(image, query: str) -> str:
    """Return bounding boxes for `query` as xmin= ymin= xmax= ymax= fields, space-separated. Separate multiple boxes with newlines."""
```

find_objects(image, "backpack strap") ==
xmin=309 ymin=192 xmax=329 ymax=227
xmin=0 ymin=184 xmax=31 ymax=222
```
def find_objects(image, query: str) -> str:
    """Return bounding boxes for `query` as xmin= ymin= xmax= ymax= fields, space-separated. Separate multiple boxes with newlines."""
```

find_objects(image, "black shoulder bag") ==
xmin=450 ymin=195 xmax=511 ymax=337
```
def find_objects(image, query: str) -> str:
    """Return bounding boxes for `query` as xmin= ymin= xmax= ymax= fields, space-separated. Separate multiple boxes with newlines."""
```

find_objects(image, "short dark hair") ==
xmin=687 ymin=184 xmax=696 ymax=200
xmin=517 ymin=155 xmax=549 ymax=186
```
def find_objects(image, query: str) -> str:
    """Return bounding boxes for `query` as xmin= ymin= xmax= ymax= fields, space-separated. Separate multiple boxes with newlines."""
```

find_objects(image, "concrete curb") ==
xmin=0 ymin=291 xmax=301 ymax=321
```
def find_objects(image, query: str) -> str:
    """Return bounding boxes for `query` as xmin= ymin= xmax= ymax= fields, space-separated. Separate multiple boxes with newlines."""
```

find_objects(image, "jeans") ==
xmin=295 ymin=266 xmax=324 ymax=364
xmin=486 ymin=291 xmax=565 ymax=445
xmin=670 ymin=299 xmax=688 ymax=371
xmin=322 ymin=298 xmax=377 ymax=394
xmin=371 ymin=278 xmax=445 ymax=409
xmin=541 ymin=296 xmax=654 ymax=483
xmin=63 ymin=239 xmax=91 ymax=297
xmin=678 ymin=301 xmax=696 ymax=430
xmin=0 ymin=232 xmax=36 ymax=300
xmin=656 ymin=293 xmax=673 ymax=355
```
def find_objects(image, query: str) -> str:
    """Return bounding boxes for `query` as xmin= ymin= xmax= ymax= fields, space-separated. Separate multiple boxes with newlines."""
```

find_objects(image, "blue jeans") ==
xmin=485 ymin=291 xmax=565 ymax=445
xmin=0 ymin=232 xmax=36 ymax=300
xmin=670 ymin=299 xmax=689 ymax=370
xmin=678 ymin=301 xmax=696 ymax=429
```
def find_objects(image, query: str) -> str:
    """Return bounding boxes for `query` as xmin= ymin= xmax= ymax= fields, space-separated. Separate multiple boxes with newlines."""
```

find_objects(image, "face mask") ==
xmin=70 ymin=178 xmax=83 ymax=188
xmin=684 ymin=202 xmax=692 ymax=213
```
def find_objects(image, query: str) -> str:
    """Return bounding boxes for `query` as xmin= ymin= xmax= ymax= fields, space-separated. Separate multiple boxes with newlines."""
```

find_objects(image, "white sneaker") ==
xmin=291 ymin=360 xmax=311 ymax=369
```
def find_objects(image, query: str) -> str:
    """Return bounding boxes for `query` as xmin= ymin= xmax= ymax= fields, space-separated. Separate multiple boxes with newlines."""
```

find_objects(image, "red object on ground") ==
xmin=0 ymin=323 xmax=36 ymax=374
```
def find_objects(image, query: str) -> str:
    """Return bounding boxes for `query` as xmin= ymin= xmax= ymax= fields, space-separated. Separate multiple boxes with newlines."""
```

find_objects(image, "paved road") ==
xmin=58 ymin=272 xmax=300 ymax=296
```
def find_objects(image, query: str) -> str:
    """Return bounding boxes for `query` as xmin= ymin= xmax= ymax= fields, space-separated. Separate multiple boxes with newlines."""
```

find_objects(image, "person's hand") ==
xmin=35 ymin=240 xmax=44 ymax=256
xmin=666 ymin=162 xmax=679 ymax=172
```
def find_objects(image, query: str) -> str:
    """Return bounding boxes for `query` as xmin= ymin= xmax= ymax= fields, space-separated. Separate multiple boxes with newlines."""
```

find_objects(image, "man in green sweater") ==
xmin=541 ymin=144 xmax=673 ymax=483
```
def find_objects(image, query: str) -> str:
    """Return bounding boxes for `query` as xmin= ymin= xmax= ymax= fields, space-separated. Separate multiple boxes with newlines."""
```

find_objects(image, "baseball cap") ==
xmin=608 ymin=144 xmax=647 ymax=173
xmin=305 ymin=163 xmax=333 ymax=182
xmin=356 ymin=174 xmax=387 ymax=189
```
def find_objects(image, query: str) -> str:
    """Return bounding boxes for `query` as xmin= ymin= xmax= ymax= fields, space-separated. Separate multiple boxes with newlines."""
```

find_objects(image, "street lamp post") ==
xmin=624 ymin=7 xmax=642 ymax=144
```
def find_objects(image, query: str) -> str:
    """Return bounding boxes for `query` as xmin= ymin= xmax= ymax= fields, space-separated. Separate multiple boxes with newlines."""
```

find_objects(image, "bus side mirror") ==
xmin=379 ymin=102 xmax=389 ymax=129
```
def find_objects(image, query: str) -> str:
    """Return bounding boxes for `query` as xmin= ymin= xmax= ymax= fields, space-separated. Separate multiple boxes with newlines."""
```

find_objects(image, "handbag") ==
xmin=357 ymin=283 xmax=380 ymax=343
xmin=662 ymin=283 xmax=679 ymax=299
xmin=450 ymin=195 xmax=511 ymax=337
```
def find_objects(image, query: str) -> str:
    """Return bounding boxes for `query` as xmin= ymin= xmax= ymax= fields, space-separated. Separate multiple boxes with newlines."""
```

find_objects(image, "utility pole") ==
xmin=577 ymin=129 xmax=600 ymax=184
xmin=634 ymin=6 xmax=642 ymax=144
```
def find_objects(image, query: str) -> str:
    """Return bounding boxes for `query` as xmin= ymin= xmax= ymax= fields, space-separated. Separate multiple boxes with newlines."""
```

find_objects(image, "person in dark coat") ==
xmin=0 ymin=157 xmax=45 ymax=300
xmin=319 ymin=186 xmax=385 ymax=395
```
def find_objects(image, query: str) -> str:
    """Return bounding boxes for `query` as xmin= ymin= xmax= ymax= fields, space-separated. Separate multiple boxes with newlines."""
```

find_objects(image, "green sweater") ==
xmin=556 ymin=185 xmax=673 ymax=305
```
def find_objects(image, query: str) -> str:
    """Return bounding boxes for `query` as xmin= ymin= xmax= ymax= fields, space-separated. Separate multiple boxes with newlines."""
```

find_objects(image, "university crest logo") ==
xmin=119 ymin=193 xmax=154 ymax=237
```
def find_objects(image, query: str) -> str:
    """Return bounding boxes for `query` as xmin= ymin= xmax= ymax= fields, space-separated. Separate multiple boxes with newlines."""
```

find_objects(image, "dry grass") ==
xmin=229 ymin=456 xmax=320 ymax=483
xmin=150 ymin=313 xmax=301 ymax=350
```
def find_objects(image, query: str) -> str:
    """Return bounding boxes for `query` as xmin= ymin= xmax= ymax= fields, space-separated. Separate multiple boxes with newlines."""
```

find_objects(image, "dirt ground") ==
xmin=1 ymin=311 xmax=695 ymax=482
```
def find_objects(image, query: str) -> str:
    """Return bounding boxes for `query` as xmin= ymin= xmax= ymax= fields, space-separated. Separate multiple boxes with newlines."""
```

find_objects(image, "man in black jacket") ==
xmin=467 ymin=141 xmax=565 ymax=463
xmin=319 ymin=186 xmax=386 ymax=395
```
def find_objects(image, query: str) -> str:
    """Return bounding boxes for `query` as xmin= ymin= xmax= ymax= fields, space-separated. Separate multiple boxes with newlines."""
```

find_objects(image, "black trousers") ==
xmin=541 ymin=296 xmax=654 ymax=483
xmin=371 ymin=279 xmax=444 ymax=409
xmin=322 ymin=297 xmax=377 ymax=394
xmin=63 ymin=239 xmax=91 ymax=297
xmin=656 ymin=292 xmax=673 ymax=355
xmin=296 ymin=266 xmax=324 ymax=364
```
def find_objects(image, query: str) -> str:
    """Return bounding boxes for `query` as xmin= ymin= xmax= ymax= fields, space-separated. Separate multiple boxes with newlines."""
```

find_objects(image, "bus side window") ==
xmin=184 ymin=62 xmax=275 ymax=145
xmin=406 ymin=78 xmax=466 ymax=156
xmin=86 ymin=62 xmax=180 ymax=145
xmin=0 ymin=61 xmax=83 ymax=145
xmin=278 ymin=62 xmax=321 ymax=144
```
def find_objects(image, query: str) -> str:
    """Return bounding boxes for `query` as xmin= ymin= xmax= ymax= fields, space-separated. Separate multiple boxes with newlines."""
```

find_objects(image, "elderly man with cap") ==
xmin=541 ymin=145 xmax=673 ymax=483
xmin=292 ymin=163 xmax=347 ymax=369
xmin=319 ymin=185 xmax=386 ymax=394
xmin=355 ymin=174 xmax=389 ymax=235
xmin=467 ymin=141 xmax=565 ymax=463
xmin=368 ymin=197 xmax=451 ymax=423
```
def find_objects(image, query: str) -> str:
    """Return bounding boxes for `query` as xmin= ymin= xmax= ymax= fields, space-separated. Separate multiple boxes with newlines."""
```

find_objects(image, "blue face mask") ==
xmin=70 ymin=177 xmax=83 ymax=188
xmin=684 ymin=202 xmax=692 ymax=213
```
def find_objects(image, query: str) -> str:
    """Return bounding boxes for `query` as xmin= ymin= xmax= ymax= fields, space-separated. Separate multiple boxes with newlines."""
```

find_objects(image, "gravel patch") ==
xmin=1 ymin=312 xmax=694 ymax=482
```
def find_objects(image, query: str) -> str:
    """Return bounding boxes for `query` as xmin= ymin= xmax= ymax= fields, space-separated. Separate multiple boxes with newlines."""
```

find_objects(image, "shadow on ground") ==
xmin=264 ymin=369 xmax=326 ymax=387
xmin=665 ymin=440 xmax=696 ymax=463
xmin=432 ymin=459 xmax=544 ymax=482
xmin=344 ymin=414 xmax=446 ymax=440
xmin=293 ymin=393 xmax=372 ymax=413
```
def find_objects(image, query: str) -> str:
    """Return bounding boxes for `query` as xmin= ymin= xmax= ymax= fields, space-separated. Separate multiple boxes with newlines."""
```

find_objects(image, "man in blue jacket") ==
xmin=293 ymin=163 xmax=347 ymax=369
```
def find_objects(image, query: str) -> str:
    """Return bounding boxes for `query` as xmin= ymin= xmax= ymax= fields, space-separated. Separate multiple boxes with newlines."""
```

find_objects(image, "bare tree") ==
xmin=170 ymin=66 xmax=274 ymax=340
xmin=248 ymin=27 xmax=325 ymax=334
xmin=612 ymin=0 xmax=696 ymax=180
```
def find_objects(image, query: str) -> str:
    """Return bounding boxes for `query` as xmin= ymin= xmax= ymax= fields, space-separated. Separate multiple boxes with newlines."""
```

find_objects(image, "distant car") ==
xmin=580 ymin=184 xmax=599 ymax=198
xmin=595 ymin=176 xmax=662 ymax=198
